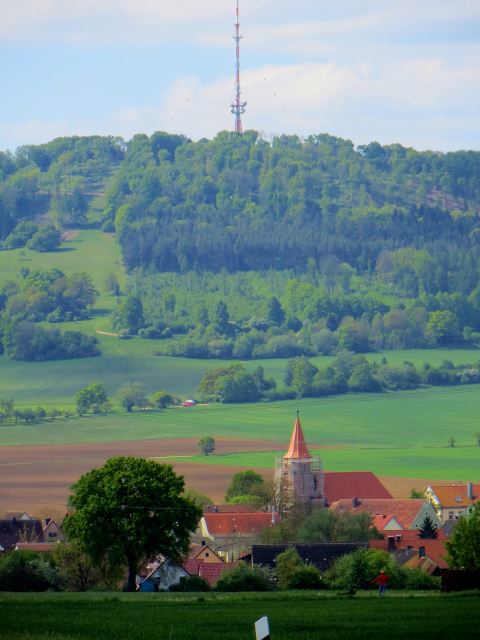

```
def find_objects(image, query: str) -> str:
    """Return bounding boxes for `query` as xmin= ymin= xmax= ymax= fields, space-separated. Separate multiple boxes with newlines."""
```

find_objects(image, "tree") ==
xmin=267 ymin=296 xmax=285 ymax=325
xmin=104 ymin=273 xmax=120 ymax=296
xmin=198 ymin=436 xmax=215 ymax=456
xmin=449 ymin=436 xmax=456 ymax=448
xmin=418 ymin=515 xmax=438 ymax=539
xmin=74 ymin=382 xmax=109 ymax=415
xmin=298 ymin=509 xmax=380 ymax=543
xmin=113 ymin=295 xmax=144 ymax=334
xmin=216 ymin=368 xmax=260 ymax=403
xmin=446 ymin=503 xmax=480 ymax=571
xmin=276 ymin=547 xmax=303 ymax=589
xmin=27 ymin=225 xmax=62 ymax=252
xmin=426 ymin=310 xmax=461 ymax=345
xmin=409 ymin=488 xmax=424 ymax=499
xmin=211 ymin=300 xmax=230 ymax=335
xmin=225 ymin=470 xmax=269 ymax=504
xmin=63 ymin=456 xmax=202 ymax=592
xmin=116 ymin=382 xmax=148 ymax=412
xmin=151 ymin=390 xmax=175 ymax=409
xmin=475 ymin=432 xmax=480 ymax=447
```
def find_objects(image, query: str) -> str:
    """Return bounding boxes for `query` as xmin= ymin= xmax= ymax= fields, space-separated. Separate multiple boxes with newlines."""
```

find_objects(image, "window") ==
xmin=448 ymin=511 xmax=454 ymax=520
xmin=48 ymin=532 xmax=57 ymax=538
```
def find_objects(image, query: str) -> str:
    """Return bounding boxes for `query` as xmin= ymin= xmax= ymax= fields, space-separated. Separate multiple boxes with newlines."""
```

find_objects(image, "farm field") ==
xmin=1 ymin=388 xmax=480 ymax=449
xmin=2 ymin=344 xmax=480 ymax=406
xmin=1 ymin=388 xmax=480 ymax=513
xmin=1 ymin=591 xmax=480 ymax=640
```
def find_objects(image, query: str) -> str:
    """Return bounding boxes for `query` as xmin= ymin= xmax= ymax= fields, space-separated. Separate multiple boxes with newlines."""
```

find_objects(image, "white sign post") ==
xmin=255 ymin=616 xmax=270 ymax=640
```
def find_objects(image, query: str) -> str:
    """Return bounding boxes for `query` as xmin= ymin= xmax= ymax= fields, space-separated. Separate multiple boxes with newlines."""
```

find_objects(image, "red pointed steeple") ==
xmin=284 ymin=412 xmax=311 ymax=460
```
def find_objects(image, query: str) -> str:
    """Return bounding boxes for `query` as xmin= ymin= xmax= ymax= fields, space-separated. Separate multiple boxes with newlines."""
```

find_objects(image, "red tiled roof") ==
xmin=372 ymin=514 xmax=403 ymax=531
xmin=202 ymin=512 xmax=277 ymax=536
xmin=329 ymin=499 xmax=427 ymax=529
xmin=428 ymin=483 xmax=480 ymax=508
xmin=369 ymin=538 xmax=448 ymax=569
xmin=183 ymin=559 xmax=236 ymax=586
xmin=324 ymin=472 xmax=393 ymax=503
xmin=188 ymin=544 xmax=223 ymax=562
xmin=204 ymin=504 xmax=259 ymax=513
xmin=284 ymin=415 xmax=311 ymax=460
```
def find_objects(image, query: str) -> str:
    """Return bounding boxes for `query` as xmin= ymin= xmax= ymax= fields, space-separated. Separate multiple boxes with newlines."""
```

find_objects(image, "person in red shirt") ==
xmin=373 ymin=569 xmax=390 ymax=596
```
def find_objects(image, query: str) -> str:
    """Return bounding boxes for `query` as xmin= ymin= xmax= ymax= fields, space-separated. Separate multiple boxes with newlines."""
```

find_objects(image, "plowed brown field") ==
xmin=0 ymin=438 xmax=441 ymax=519
xmin=0 ymin=438 xmax=276 ymax=518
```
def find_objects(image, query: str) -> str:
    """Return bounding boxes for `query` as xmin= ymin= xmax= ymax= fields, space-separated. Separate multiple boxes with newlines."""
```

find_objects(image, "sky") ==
xmin=0 ymin=0 xmax=479 ymax=152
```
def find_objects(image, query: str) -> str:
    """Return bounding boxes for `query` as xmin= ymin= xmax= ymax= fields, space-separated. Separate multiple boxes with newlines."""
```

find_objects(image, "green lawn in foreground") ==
xmin=1 ymin=592 xmax=480 ymax=640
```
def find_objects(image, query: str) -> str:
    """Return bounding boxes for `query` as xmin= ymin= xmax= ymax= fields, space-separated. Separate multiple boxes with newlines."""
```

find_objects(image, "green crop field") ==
xmin=1 ymin=591 xmax=480 ymax=640
xmin=1 ymin=388 xmax=480 ymax=481
xmin=1 ymin=343 xmax=480 ymax=407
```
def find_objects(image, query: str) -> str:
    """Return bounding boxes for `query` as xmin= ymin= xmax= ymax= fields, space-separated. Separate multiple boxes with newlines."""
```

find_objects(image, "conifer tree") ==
xmin=418 ymin=515 xmax=438 ymax=539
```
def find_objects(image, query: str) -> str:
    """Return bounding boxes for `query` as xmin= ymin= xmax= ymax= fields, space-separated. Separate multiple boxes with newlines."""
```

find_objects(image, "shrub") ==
xmin=169 ymin=575 xmax=210 ymax=592
xmin=215 ymin=563 xmax=273 ymax=592
xmin=399 ymin=567 xmax=440 ymax=590
xmin=287 ymin=566 xmax=326 ymax=590
xmin=0 ymin=552 xmax=60 ymax=592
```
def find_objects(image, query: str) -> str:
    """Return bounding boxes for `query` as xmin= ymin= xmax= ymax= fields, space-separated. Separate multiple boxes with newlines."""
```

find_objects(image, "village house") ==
xmin=0 ymin=513 xmax=64 ymax=552
xmin=329 ymin=498 xmax=440 ymax=531
xmin=198 ymin=511 xmax=278 ymax=561
xmin=137 ymin=542 xmax=236 ymax=591
xmin=425 ymin=482 xmax=480 ymax=523
xmin=369 ymin=530 xmax=449 ymax=576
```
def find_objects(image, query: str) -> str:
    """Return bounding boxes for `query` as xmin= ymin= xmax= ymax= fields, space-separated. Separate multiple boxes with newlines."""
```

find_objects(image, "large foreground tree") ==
xmin=63 ymin=457 xmax=202 ymax=591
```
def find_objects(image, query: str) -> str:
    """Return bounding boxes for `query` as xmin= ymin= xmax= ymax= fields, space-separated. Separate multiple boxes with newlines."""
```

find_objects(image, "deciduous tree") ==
xmin=64 ymin=456 xmax=202 ymax=592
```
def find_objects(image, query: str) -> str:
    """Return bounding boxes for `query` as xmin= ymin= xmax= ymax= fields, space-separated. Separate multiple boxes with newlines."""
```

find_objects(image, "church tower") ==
xmin=275 ymin=412 xmax=324 ymax=512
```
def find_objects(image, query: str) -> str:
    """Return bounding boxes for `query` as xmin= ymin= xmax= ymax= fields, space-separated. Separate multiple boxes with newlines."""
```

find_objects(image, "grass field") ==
xmin=2 ymin=345 xmax=480 ymax=407
xmin=1 ymin=591 xmax=480 ymax=639
xmin=1 ymin=388 xmax=480 ymax=481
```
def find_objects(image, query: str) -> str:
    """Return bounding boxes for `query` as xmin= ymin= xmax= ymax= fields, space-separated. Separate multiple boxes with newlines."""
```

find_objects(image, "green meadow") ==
xmin=1 ymin=591 xmax=480 ymax=640
xmin=1 ymin=229 xmax=480 ymax=482
xmin=1 ymin=388 xmax=480 ymax=481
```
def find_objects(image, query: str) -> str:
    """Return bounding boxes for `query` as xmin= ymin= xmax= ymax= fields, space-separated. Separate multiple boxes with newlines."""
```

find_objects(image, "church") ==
xmin=275 ymin=413 xmax=392 ymax=510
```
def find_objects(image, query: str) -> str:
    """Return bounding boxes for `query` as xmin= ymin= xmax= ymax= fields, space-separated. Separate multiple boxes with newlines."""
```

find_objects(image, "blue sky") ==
xmin=0 ymin=0 xmax=479 ymax=152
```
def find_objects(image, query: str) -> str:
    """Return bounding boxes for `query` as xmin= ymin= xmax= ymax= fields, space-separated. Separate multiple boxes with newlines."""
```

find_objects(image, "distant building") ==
xmin=274 ymin=413 xmax=323 ymax=510
xmin=329 ymin=498 xmax=440 ymax=531
xmin=274 ymin=414 xmax=392 ymax=511
xmin=425 ymin=482 xmax=480 ymax=523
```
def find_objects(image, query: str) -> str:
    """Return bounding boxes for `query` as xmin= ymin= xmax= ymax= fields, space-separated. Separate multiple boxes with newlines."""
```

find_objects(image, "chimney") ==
xmin=467 ymin=482 xmax=473 ymax=500
xmin=387 ymin=536 xmax=396 ymax=551
xmin=419 ymin=546 xmax=425 ymax=558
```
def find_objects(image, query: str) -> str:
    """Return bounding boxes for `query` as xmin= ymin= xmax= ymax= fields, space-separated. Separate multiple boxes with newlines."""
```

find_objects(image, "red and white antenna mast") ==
xmin=231 ymin=0 xmax=246 ymax=133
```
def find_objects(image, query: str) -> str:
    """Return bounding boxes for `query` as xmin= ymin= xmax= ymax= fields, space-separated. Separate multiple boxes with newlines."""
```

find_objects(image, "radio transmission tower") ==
xmin=231 ymin=0 xmax=247 ymax=133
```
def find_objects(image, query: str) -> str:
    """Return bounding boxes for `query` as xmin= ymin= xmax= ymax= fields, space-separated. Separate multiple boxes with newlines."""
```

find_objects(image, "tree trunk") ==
xmin=126 ymin=556 xmax=137 ymax=592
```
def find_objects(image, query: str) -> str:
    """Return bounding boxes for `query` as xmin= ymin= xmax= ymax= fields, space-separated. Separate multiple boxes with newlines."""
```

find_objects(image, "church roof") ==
xmin=284 ymin=414 xmax=311 ymax=460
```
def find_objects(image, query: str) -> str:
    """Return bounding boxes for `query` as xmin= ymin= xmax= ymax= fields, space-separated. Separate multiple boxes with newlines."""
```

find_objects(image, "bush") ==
xmin=0 ymin=552 xmax=60 ymax=592
xmin=215 ymin=564 xmax=273 ymax=592
xmin=287 ymin=566 xmax=326 ymax=590
xmin=399 ymin=567 xmax=440 ymax=590
xmin=169 ymin=575 xmax=210 ymax=592
xmin=27 ymin=225 xmax=62 ymax=252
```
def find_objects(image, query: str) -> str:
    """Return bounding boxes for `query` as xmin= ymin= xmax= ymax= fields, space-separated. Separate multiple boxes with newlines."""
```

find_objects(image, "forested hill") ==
xmin=109 ymin=131 xmax=480 ymax=277
xmin=1 ymin=130 xmax=480 ymax=281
